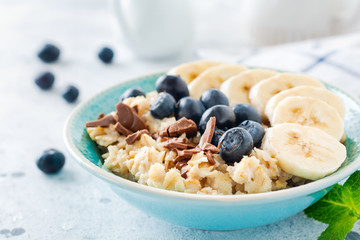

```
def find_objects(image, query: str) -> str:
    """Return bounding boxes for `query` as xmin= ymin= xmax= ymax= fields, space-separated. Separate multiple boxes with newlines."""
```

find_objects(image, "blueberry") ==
xmin=38 ymin=44 xmax=60 ymax=63
xmin=175 ymin=97 xmax=205 ymax=124
xmin=219 ymin=127 xmax=253 ymax=164
xmin=211 ymin=128 xmax=225 ymax=147
xmin=150 ymin=92 xmax=176 ymax=119
xmin=199 ymin=105 xmax=236 ymax=133
xmin=98 ymin=47 xmax=114 ymax=64
xmin=238 ymin=120 xmax=264 ymax=148
xmin=36 ymin=149 xmax=65 ymax=174
xmin=120 ymin=88 xmax=145 ymax=101
xmin=233 ymin=103 xmax=262 ymax=124
xmin=156 ymin=75 xmax=189 ymax=101
xmin=35 ymin=72 xmax=55 ymax=90
xmin=62 ymin=85 xmax=79 ymax=103
xmin=200 ymin=89 xmax=229 ymax=109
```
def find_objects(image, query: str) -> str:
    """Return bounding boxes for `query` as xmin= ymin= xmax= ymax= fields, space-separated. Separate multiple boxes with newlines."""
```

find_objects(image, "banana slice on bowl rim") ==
xmin=188 ymin=64 xmax=247 ymax=99
xmin=249 ymin=73 xmax=325 ymax=119
xmin=220 ymin=69 xmax=278 ymax=106
xmin=265 ymin=86 xmax=345 ymax=121
xmin=167 ymin=60 xmax=224 ymax=84
xmin=270 ymin=96 xmax=344 ymax=141
xmin=262 ymin=123 xmax=346 ymax=180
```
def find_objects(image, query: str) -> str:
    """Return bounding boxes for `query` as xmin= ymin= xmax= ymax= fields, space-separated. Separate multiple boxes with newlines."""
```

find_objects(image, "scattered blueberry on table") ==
xmin=175 ymin=97 xmax=205 ymax=125
xmin=233 ymin=103 xmax=262 ymax=124
xmin=200 ymin=89 xmax=229 ymax=109
xmin=150 ymin=92 xmax=176 ymax=119
xmin=62 ymin=85 xmax=79 ymax=103
xmin=120 ymin=88 xmax=145 ymax=102
xmin=199 ymin=105 xmax=236 ymax=133
xmin=36 ymin=149 xmax=65 ymax=174
xmin=238 ymin=120 xmax=265 ymax=148
xmin=98 ymin=47 xmax=114 ymax=64
xmin=219 ymin=127 xmax=253 ymax=163
xmin=34 ymin=71 xmax=55 ymax=90
xmin=156 ymin=75 xmax=189 ymax=101
xmin=37 ymin=43 xmax=60 ymax=63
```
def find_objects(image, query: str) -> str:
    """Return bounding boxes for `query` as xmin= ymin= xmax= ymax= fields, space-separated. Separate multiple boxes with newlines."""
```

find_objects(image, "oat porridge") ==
xmin=85 ymin=61 xmax=347 ymax=195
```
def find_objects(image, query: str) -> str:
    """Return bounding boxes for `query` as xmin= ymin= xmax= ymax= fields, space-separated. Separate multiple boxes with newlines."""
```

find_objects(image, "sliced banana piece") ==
xmin=249 ymin=73 xmax=325 ymax=118
xmin=167 ymin=60 xmax=224 ymax=84
xmin=188 ymin=64 xmax=247 ymax=99
xmin=271 ymin=96 xmax=344 ymax=141
xmin=220 ymin=69 xmax=278 ymax=106
xmin=265 ymin=86 xmax=345 ymax=121
xmin=262 ymin=123 xmax=346 ymax=180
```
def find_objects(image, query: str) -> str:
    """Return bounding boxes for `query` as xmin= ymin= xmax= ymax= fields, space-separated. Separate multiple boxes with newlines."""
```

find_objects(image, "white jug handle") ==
xmin=110 ymin=0 xmax=128 ymax=34
xmin=333 ymin=0 xmax=360 ymax=23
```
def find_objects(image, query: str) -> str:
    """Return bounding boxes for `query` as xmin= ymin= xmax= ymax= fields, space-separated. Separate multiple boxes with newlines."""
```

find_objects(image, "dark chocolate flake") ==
xmin=175 ymin=162 xmax=186 ymax=170
xmin=201 ymin=142 xmax=220 ymax=154
xmin=197 ymin=117 xmax=218 ymax=165
xmin=85 ymin=115 xmax=116 ymax=128
xmin=159 ymin=117 xmax=197 ymax=138
xmin=97 ymin=113 xmax=105 ymax=120
xmin=115 ymin=102 xmax=147 ymax=132
xmin=205 ymin=151 xmax=216 ymax=165
xmin=199 ymin=117 xmax=216 ymax=148
xmin=181 ymin=170 xmax=188 ymax=179
xmin=163 ymin=138 xmax=197 ymax=150
xmin=174 ymin=149 xmax=201 ymax=163
xmin=114 ymin=122 xmax=133 ymax=136
xmin=125 ymin=129 xmax=150 ymax=144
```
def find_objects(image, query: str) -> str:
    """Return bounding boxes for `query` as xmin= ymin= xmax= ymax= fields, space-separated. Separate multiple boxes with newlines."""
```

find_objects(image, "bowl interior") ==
xmin=67 ymin=71 xmax=360 ymax=195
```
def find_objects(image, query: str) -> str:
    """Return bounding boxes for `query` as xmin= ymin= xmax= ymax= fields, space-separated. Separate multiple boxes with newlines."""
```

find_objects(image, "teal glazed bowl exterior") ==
xmin=64 ymin=71 xmax=360 ymax=231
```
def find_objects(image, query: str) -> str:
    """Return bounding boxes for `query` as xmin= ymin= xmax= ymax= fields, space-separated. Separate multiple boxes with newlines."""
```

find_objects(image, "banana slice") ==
xmin=262 ymin=123 xmax=346 ymax=180
xmin=249 ymin=73 xmax=325 ymax=118
xmin=167 ymin=60 xmax=224 ymax=84
xmin=188 ymin=64 xmax=248 ymax=99
xmin=271 ymin=96 xmax=344 ymax=141
xmin=265 ymin=86 xmax=345 ymax=121
xmin=220 ymin=69 xmax=278 ymax=106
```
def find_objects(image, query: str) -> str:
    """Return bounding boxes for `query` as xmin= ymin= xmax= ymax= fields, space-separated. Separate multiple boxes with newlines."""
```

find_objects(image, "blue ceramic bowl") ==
xmin=64 ymin=71 xmax=360 ymax=231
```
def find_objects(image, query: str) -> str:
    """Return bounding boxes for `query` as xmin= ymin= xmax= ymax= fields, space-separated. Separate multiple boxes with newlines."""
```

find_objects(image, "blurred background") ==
xmin=1 ymin=0 xmax=360 ymax=239
xmin=2 ymin=0 xmax=360 ymax=61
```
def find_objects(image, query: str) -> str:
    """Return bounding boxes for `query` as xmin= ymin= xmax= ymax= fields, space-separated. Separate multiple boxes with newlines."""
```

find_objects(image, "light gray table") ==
xmin=1 ymin=0 xmax=359 ymax=239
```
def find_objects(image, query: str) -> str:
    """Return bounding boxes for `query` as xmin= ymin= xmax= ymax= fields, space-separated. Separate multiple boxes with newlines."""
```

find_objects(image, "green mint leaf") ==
xmin=304 ymin=171 xmax=360 ymax=239
xmin=304 ymin=184 xmax=351 ymax=224
xmin=342 ymin=171 xmax=360 ymax=217
xmin=318 ymin=213 xmax=357 ymax=240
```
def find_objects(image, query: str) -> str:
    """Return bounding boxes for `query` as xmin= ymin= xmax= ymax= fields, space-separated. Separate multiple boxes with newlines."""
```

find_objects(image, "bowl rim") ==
xmin=64 ymin=70 xmax=360 ymax=203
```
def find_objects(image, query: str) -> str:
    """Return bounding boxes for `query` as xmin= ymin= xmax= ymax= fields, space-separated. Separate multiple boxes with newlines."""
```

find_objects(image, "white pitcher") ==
xmin=111 ymin=0 xmax=194 ymax=59
xmin=240 ymin=0 xmax=360 ymax=46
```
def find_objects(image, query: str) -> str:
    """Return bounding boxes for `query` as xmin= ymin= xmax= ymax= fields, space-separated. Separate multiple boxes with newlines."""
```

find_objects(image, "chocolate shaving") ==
xmin=180 ymin=170 xmax=188 ymax=179
xmin=125 ymin=129 xmax=150 ymax=144
xmin=114 ymin=122 xmax=133 ymax=136
xmin=132 ymin=105 xmax=139 ymax=114
xmin=163 ymin=138 xmax=197 ymax=150
xmin=159 ymin=117 xmax=197 ymax=138
xmin=115 ymin=102 xmax=147 ymax=132
xmin=97 ymin=113 xmax=105 ymax=120
xmin=197 ymin=117 xmax=218 ymax=165
xmin=175 ymin=162 xmax=186 ymax=170
xmin=205 ymin=151 xmax=216 ymax=165
xmin=150 ymin=132 xmax=160 ymax=140
xmin=201 ymin=142 xmax=220 ymax=154
xmin=199 ymin=117 xmax=216 ymax=148
xmin=159 ymin=136 xmax=171 ymax=142
xmin=164 ymin=142 xmax=197 ymax=150
xmin=85 ymin=115 xmax=116 ymax=128
xmin=174 ymin=149 xmax=201 ymax=163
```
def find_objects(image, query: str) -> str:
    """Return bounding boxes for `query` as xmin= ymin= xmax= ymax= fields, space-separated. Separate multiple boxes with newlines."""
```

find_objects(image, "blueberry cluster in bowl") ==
xmin=120 ymin=75 xmax=265 ymax=164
